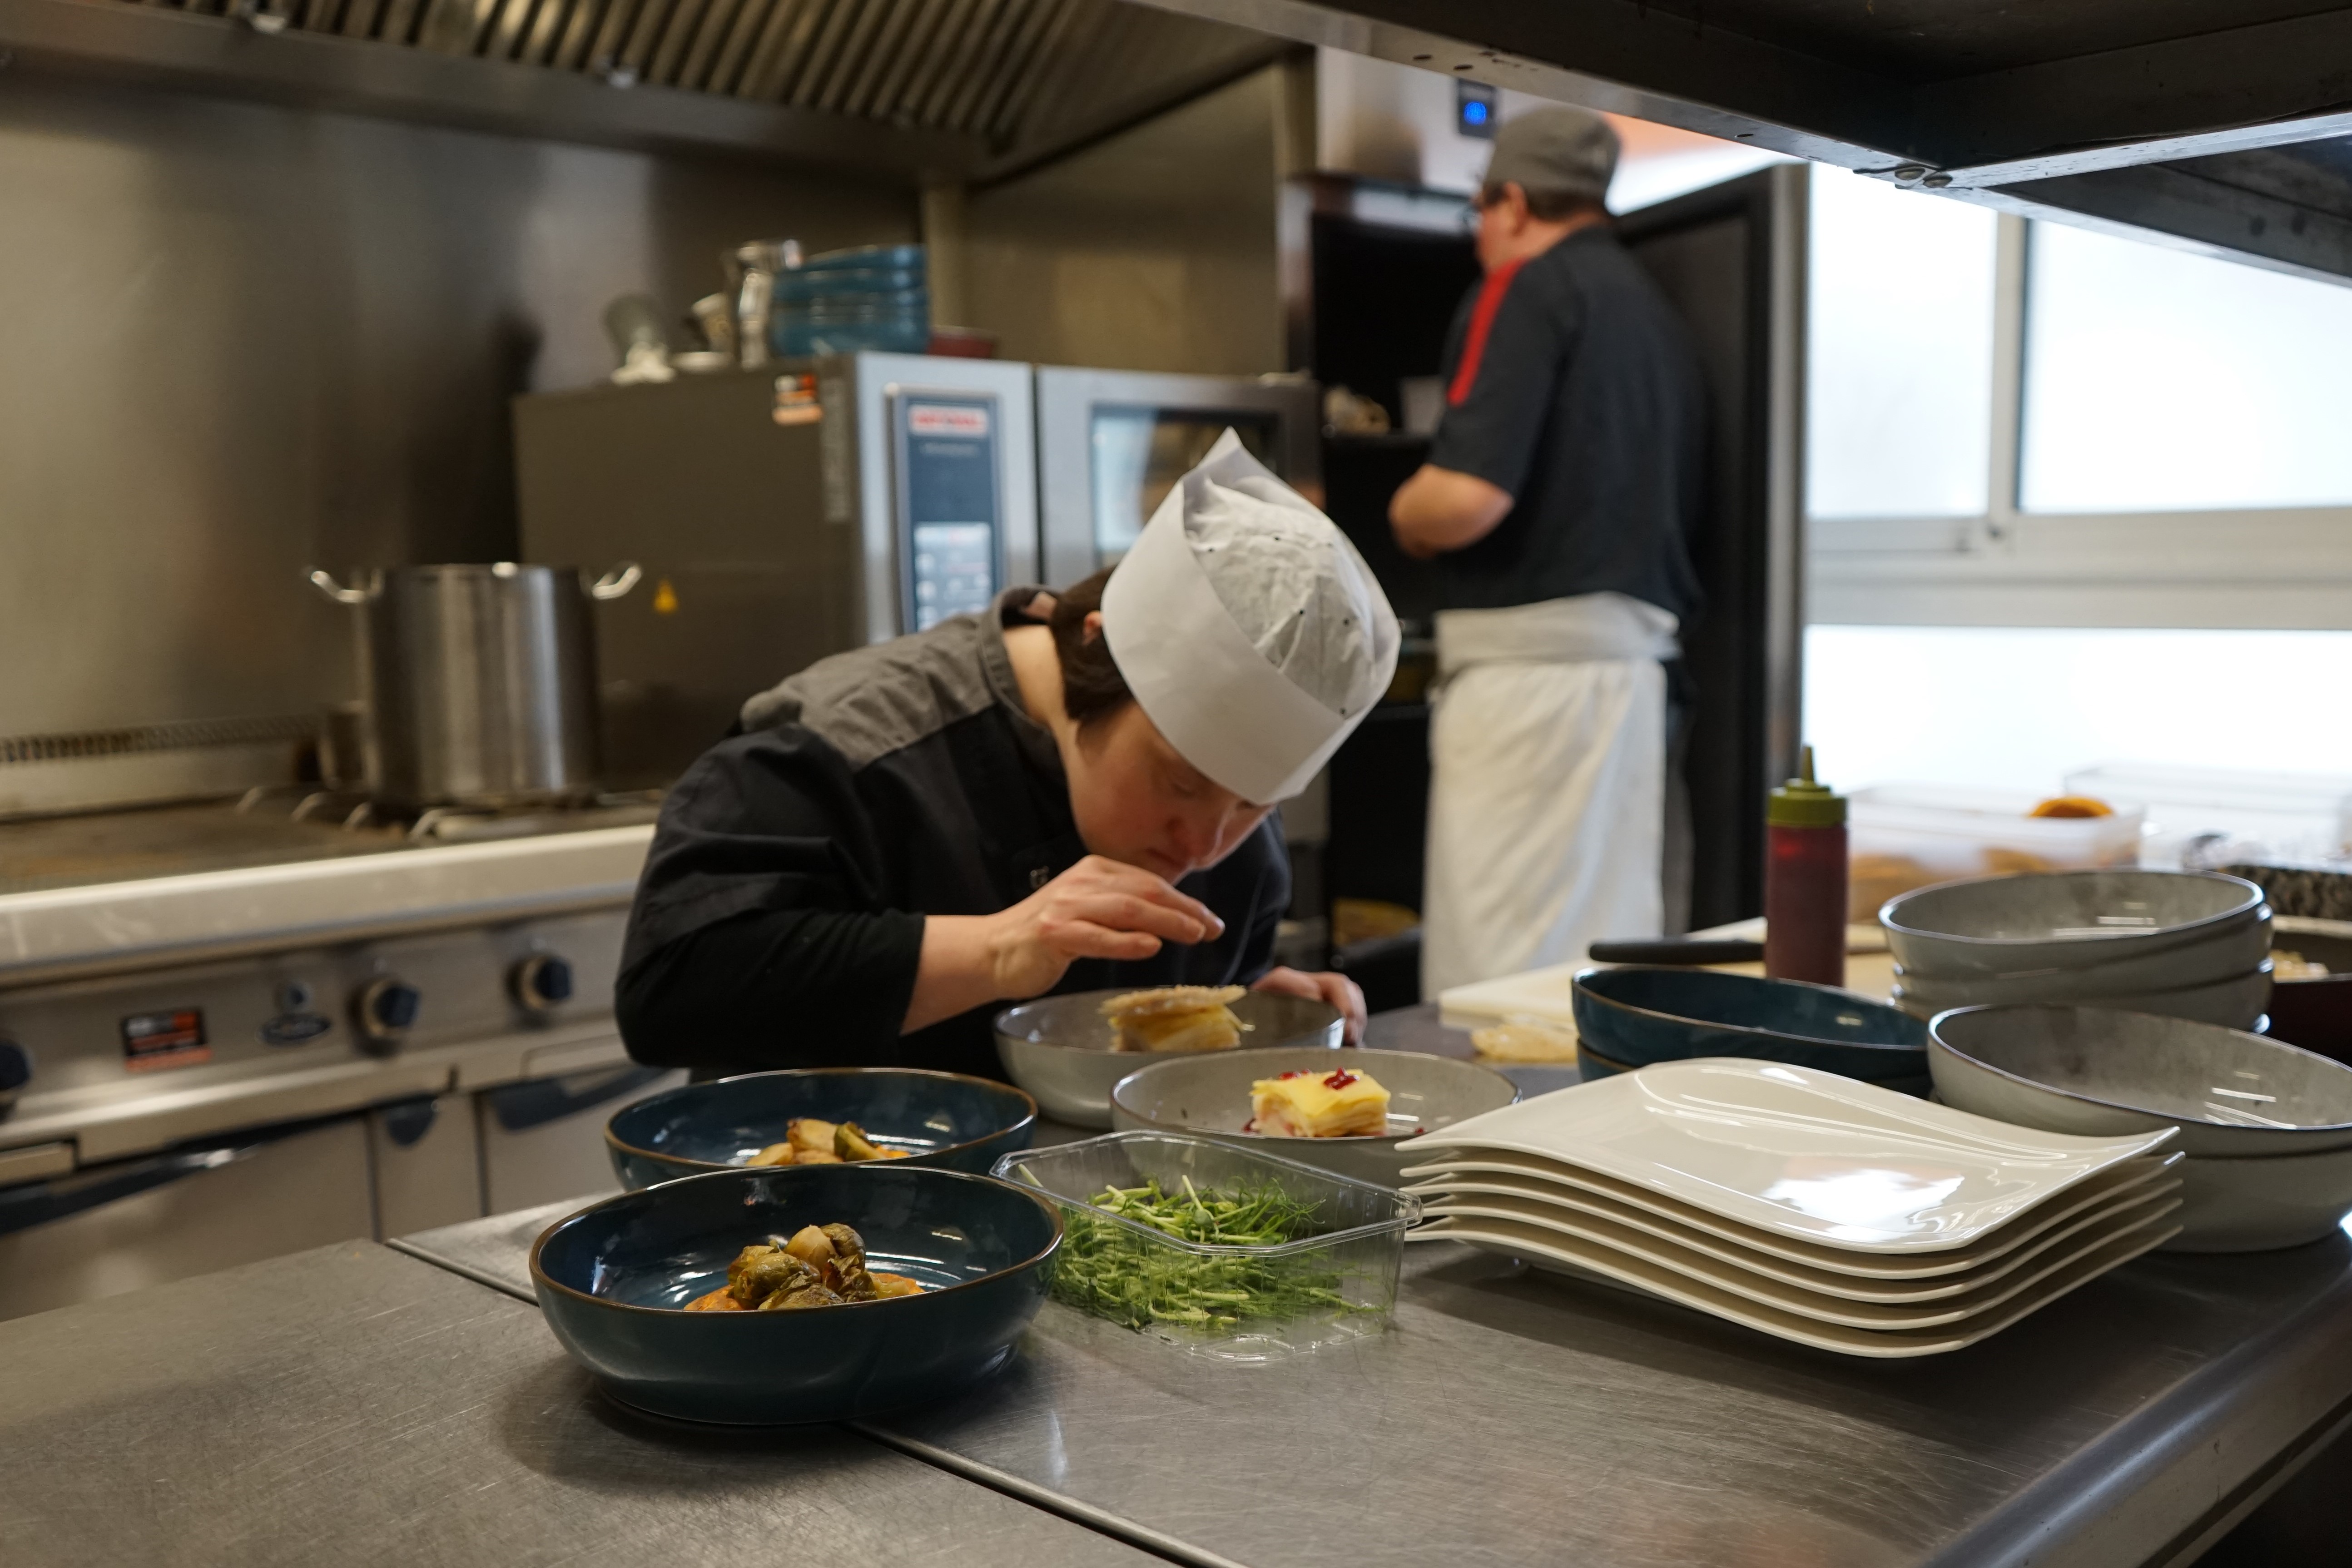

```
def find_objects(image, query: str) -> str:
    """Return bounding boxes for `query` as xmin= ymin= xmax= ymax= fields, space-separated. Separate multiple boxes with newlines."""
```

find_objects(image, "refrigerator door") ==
xmin=1618 ymin=165 xmax=1807 ymax=933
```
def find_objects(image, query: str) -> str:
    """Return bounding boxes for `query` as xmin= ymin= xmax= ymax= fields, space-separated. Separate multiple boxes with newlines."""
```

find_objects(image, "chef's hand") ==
xmin=988 ymin=856 xmax=1226 ymax=997
xmin=904 ymin=856 xmax=1226 ymax=1032
xmin=1251 ymin=967 xmax=1367 ymax=1045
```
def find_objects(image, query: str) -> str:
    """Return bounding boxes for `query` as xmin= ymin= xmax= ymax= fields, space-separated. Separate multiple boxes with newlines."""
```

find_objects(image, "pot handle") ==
xmin=307 ymin=568 xmax=368 ymax=606
xmin=590 ymin=562 xmax=644 ymax=601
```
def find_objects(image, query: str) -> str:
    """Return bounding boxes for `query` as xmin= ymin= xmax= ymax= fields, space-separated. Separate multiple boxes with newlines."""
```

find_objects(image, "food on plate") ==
xmin=744 ymin=1116 xmax=914 ymax=1167
xmin=1471 ymin=1017 xmax=1579 ymax=1063
xmin=1982 ymin=848 xmax=2057 ymax=875
xmin=2028 ymin=795 xmax=2115 ymax=819
xmin=2274 ymin=949 xmax=2332 ymax=981
xmin=1247 ymin=1065 xmax=1390 ymax=1137
xmin=680 ymin=1221 xmax=927 ymax=1311
xmin=1101 ymin=984 xmax=1249 ymax=1053
xmin=1047 ymin=1175 xmax=1356 ymax=1331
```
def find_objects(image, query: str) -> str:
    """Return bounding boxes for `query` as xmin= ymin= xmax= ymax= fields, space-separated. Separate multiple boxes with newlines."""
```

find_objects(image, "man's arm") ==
xmin=1390 ymin=465 xmax=1514 ymax=558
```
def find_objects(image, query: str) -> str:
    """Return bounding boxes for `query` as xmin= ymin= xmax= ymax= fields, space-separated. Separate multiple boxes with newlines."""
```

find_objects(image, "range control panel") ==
xmin=893 ymin=393 xmax=1002 ymax=632
xmin=0 ymin=908 xmax=627 ymax=1108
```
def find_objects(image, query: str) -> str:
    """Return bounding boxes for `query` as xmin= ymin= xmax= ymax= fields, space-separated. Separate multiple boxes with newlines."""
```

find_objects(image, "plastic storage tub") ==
xmin=993 ymin=1131 xmax=1416 ymax=1361
xmin=2064 ymin=762 xmax=2352 ymax=869
xmin=1851 ymin=784 xmax=2145 ymax=923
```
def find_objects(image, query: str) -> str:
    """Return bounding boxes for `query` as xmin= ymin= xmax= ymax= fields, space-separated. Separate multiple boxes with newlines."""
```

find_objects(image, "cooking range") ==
xmin=0 ymin=791 xmax=674 ymax=1321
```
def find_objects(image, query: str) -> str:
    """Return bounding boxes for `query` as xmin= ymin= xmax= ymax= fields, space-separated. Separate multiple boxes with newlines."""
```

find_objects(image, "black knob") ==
xmin=0 ymin=1039 xmax=31 ymax=1097
xmin=355 ymin=978 xmax=421 ymax=1047
xmin=512 ymin=954 xmax=575 ymax=1013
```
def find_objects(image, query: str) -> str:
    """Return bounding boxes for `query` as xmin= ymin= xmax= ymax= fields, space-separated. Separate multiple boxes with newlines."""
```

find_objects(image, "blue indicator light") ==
xmin=1463 ymin=100 xmax=1489 ymax=125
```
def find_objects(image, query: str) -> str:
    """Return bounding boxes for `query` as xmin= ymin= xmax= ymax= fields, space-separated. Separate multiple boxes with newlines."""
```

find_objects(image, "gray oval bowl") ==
xmin=1108 ymin=1046 xmax=1518 ymax=1189
xmin=1892 ymin=960 xmax=2272 ymax=1031
xmin=995 ymin=989 xmax=1343 ymax=1130
xmin=1927 ymin=1003 xmax=2352 ymax=1157
xmin=1882 ymin=870 xmax=2268 ymax=982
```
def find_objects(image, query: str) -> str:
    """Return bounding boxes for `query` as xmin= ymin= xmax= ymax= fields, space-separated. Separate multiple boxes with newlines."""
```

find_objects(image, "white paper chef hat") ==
xmin=1101 ymin=430 xmax=1399 ymax=804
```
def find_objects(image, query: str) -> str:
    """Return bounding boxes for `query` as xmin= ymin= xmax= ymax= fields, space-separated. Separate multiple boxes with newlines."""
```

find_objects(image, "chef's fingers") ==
xmin=1323 ymin=973 xmax=1369 ymax=1043
xmin=1069 ymin=857 xmax=1225 ymax=937
xmin=1039 ymin=918 xmax=1163 ymax=962
xmin=1071 ymin=892 xmax=1216 ymax=945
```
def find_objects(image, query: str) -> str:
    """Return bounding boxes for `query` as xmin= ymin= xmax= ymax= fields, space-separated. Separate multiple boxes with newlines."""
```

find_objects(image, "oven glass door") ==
xmin=1087 ymin=408 xmax=1279 ymax=563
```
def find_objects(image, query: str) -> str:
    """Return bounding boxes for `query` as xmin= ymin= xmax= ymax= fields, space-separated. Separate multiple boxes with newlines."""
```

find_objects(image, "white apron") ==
xmin=1421 ymin=591 xmax=1679 ymax=997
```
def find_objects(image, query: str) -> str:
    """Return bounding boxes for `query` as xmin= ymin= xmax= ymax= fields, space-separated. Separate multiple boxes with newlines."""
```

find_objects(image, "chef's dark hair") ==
xmin=1479 ymin=180 xmax=1606 ymax=224
xmin=1050 ymin=568 xmax=1132 ymax=729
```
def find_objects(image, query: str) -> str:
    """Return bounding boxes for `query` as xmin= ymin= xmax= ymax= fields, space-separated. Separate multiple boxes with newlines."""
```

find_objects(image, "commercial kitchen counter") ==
xmin=0 ymin=1239 xmax=1160 ymax=1568
xmin=377 ymin=1178 xmax=2352 ymax=1568
xmin=10 ymin=1128 xmax=2352 ymax=1568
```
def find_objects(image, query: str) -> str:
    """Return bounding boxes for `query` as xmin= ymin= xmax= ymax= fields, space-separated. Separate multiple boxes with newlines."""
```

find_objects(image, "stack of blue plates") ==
xmin=774 ymin=243 xmax=930 ymax=356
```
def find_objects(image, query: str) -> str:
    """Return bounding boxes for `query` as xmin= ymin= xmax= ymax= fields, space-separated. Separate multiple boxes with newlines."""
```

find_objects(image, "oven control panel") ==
xmin=0 ymin=908 xmax=628 ymax=1111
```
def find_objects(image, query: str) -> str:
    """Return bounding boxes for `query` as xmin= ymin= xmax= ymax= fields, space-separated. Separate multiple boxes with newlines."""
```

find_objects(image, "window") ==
xmin=1807 ymin=184 xmax=2352 ymax=630
xmin=1805 ymin=624 xmax=2352 ymax=793
xmin=1806 ymin=166 xmax=1998 ymax=521
xmin=2021 ymin=223 xmax=2352 ymax=512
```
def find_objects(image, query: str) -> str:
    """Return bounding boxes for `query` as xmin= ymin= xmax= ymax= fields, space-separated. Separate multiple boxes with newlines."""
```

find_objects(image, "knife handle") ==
xmin=1586 ymin=938 xmax=1766 ymax=966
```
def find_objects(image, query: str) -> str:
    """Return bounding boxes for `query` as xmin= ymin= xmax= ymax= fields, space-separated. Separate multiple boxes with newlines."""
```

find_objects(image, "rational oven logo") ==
xmin=121 ymin=1008 xmax=209 ymax=1072
xmin=908 ymin=403 xmax=990 ymax=437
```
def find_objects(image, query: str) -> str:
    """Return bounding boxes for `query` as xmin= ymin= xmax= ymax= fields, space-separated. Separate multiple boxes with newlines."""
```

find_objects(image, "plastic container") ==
xmin=2064 ymin=762 xmax=2352 ymax=869
xmin=1849 ymin=784 xmax=2146 ymax=923
xmin=1765 ymin=746 xmax=1848 ymax=986
xmin=992 ymin=1131 xmax=1416 ymax=1361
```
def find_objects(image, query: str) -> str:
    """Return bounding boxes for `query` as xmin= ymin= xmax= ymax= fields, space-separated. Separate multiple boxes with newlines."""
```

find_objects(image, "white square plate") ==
xmin=1402 ymin=1059 xmax=2175 ymax=1253
xmin=1400 ymin=1150 xmax=2178 ymax=1278
xmin=1411 ymin=1182 xmax=2179 ymax=1311
xmin=1416 ymin=1212 xmax=2179 ymax=1357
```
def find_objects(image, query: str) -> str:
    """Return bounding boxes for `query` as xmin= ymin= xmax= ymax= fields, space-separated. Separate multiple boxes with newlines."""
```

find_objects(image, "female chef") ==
xmin=615 ymin=432 xmax=1400 ymax=1080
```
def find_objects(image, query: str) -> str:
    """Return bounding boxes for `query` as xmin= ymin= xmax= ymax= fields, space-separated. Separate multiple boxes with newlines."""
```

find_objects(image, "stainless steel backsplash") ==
xmin=0 ymin=73 xmax=912 ymax=813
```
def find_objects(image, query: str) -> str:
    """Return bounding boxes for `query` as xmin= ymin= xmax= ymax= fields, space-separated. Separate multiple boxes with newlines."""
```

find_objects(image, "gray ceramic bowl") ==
xmin=1882 ymin=870 xmax=2268 ymax=982
xmin=1107 ymin=1046 xmax=1518 ymax=1188
xmin=1927 ymin=1004 xmax=2352 ymax=1157
xmin=994 ymin=988 xmax=1343 ymax=1130
xmin=2163 ymin=1143 xmax=2352 ymax=1252
xmin=1893 ymin=960 xmax=2273 ymax=1031
xmin=1889 ymin=918 xmax=2274 ymax=1003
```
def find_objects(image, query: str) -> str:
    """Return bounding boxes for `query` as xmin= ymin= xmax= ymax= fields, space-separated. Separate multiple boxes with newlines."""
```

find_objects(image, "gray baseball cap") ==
xmin=1483 ymin=106 xmax=1618 ymax=203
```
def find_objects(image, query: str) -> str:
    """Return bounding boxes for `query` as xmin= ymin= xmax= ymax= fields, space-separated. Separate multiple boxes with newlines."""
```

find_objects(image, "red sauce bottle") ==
xmin=1765 ymin=746 xmax=1848 ymax=987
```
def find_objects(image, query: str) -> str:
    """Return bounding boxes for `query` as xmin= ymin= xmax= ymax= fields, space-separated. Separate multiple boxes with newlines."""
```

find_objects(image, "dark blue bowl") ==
xmin=1570 ymin=967 xmax=1931 ymax=1086
xmin=531 ymin=1164 xmax=1060 ymax=1424
xmin=607 ymin=1068 xmax=1037 ymax=1189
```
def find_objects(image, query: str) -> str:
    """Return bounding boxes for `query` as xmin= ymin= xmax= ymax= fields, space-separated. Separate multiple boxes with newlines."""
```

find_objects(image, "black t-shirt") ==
xmin=1426 ymin=226 xmax=1707 ymax=621
xmin=614 ymin=593 xmax=1288 ymax=1082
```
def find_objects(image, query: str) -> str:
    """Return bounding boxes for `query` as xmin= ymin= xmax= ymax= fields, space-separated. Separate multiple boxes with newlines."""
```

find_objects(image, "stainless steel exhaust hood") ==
xmin=1125 ymin=0 xmax=2352 ymax=285
xmin=0 ymin=0 xmax=1286 ymax=179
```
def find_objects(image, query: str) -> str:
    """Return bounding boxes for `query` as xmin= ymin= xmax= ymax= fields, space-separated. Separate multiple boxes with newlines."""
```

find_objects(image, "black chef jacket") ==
xmin=615 ymin=589 xmax=1290 ymax=1081
xmin=1427 ymin=225 xmax=1706 ymax=623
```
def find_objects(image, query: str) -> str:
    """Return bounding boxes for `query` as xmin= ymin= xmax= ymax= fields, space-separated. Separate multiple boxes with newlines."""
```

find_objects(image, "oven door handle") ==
xmin=0 ymin=1114 xmax=345 ymax=1240
xmin=483 ymin=1064 xmax=669 ymax=1133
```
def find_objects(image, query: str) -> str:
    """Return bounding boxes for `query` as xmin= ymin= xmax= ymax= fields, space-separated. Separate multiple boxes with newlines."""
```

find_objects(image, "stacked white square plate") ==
xmin=1399 ymin=1058 xmax=2184 ymax=1357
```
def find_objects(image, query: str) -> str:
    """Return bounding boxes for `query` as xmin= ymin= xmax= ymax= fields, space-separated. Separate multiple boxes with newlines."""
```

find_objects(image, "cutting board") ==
xmin=1439 ymin=923 xmax=1898 ymax=1040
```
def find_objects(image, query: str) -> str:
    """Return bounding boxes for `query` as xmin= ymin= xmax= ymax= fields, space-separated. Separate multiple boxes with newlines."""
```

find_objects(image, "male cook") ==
xmin=1389 ymin=105 xmax=1707 ymax=995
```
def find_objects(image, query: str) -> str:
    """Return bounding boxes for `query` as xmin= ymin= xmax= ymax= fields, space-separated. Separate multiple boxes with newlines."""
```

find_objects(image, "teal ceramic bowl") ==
xmin=532 ymin=1164 xmax=1060 ymax=1425
xmin=1571 ymin=967 xmax=1931 ymax=1093
xmin=607 ymin=1068 xmax=1037 ymax=1189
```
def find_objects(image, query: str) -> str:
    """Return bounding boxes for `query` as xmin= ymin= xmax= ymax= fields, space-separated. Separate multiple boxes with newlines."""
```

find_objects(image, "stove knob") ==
xmin=511 ymin=954 xmax=575 ymax=1014
xmin=355 ymin=978 xmax=421 ymax=1048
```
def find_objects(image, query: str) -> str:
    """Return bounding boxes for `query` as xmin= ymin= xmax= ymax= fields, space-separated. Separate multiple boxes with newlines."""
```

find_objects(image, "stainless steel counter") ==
xmin=397 ymin=1172 xmax=2352 ymax=1568
xmin=0 ymin=1239 xmax=1161 ymax=1568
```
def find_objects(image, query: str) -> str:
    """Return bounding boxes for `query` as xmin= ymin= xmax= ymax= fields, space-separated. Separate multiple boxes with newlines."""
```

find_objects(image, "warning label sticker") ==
xmin=122 ymin=1008 xmax=210 ymax=1072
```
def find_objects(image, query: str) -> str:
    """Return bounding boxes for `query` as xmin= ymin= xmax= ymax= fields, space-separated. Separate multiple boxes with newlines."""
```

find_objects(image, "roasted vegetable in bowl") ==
xmin=744 ymin=1118 xmax=915 ymax=1167
xmin=683 ymin=1222 xmax=927 ymax=1310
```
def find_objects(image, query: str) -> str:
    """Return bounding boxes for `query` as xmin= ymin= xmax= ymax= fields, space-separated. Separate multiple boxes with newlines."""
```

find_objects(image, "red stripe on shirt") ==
xmin=1447 ymin=256 xmax=1528 ymax=407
